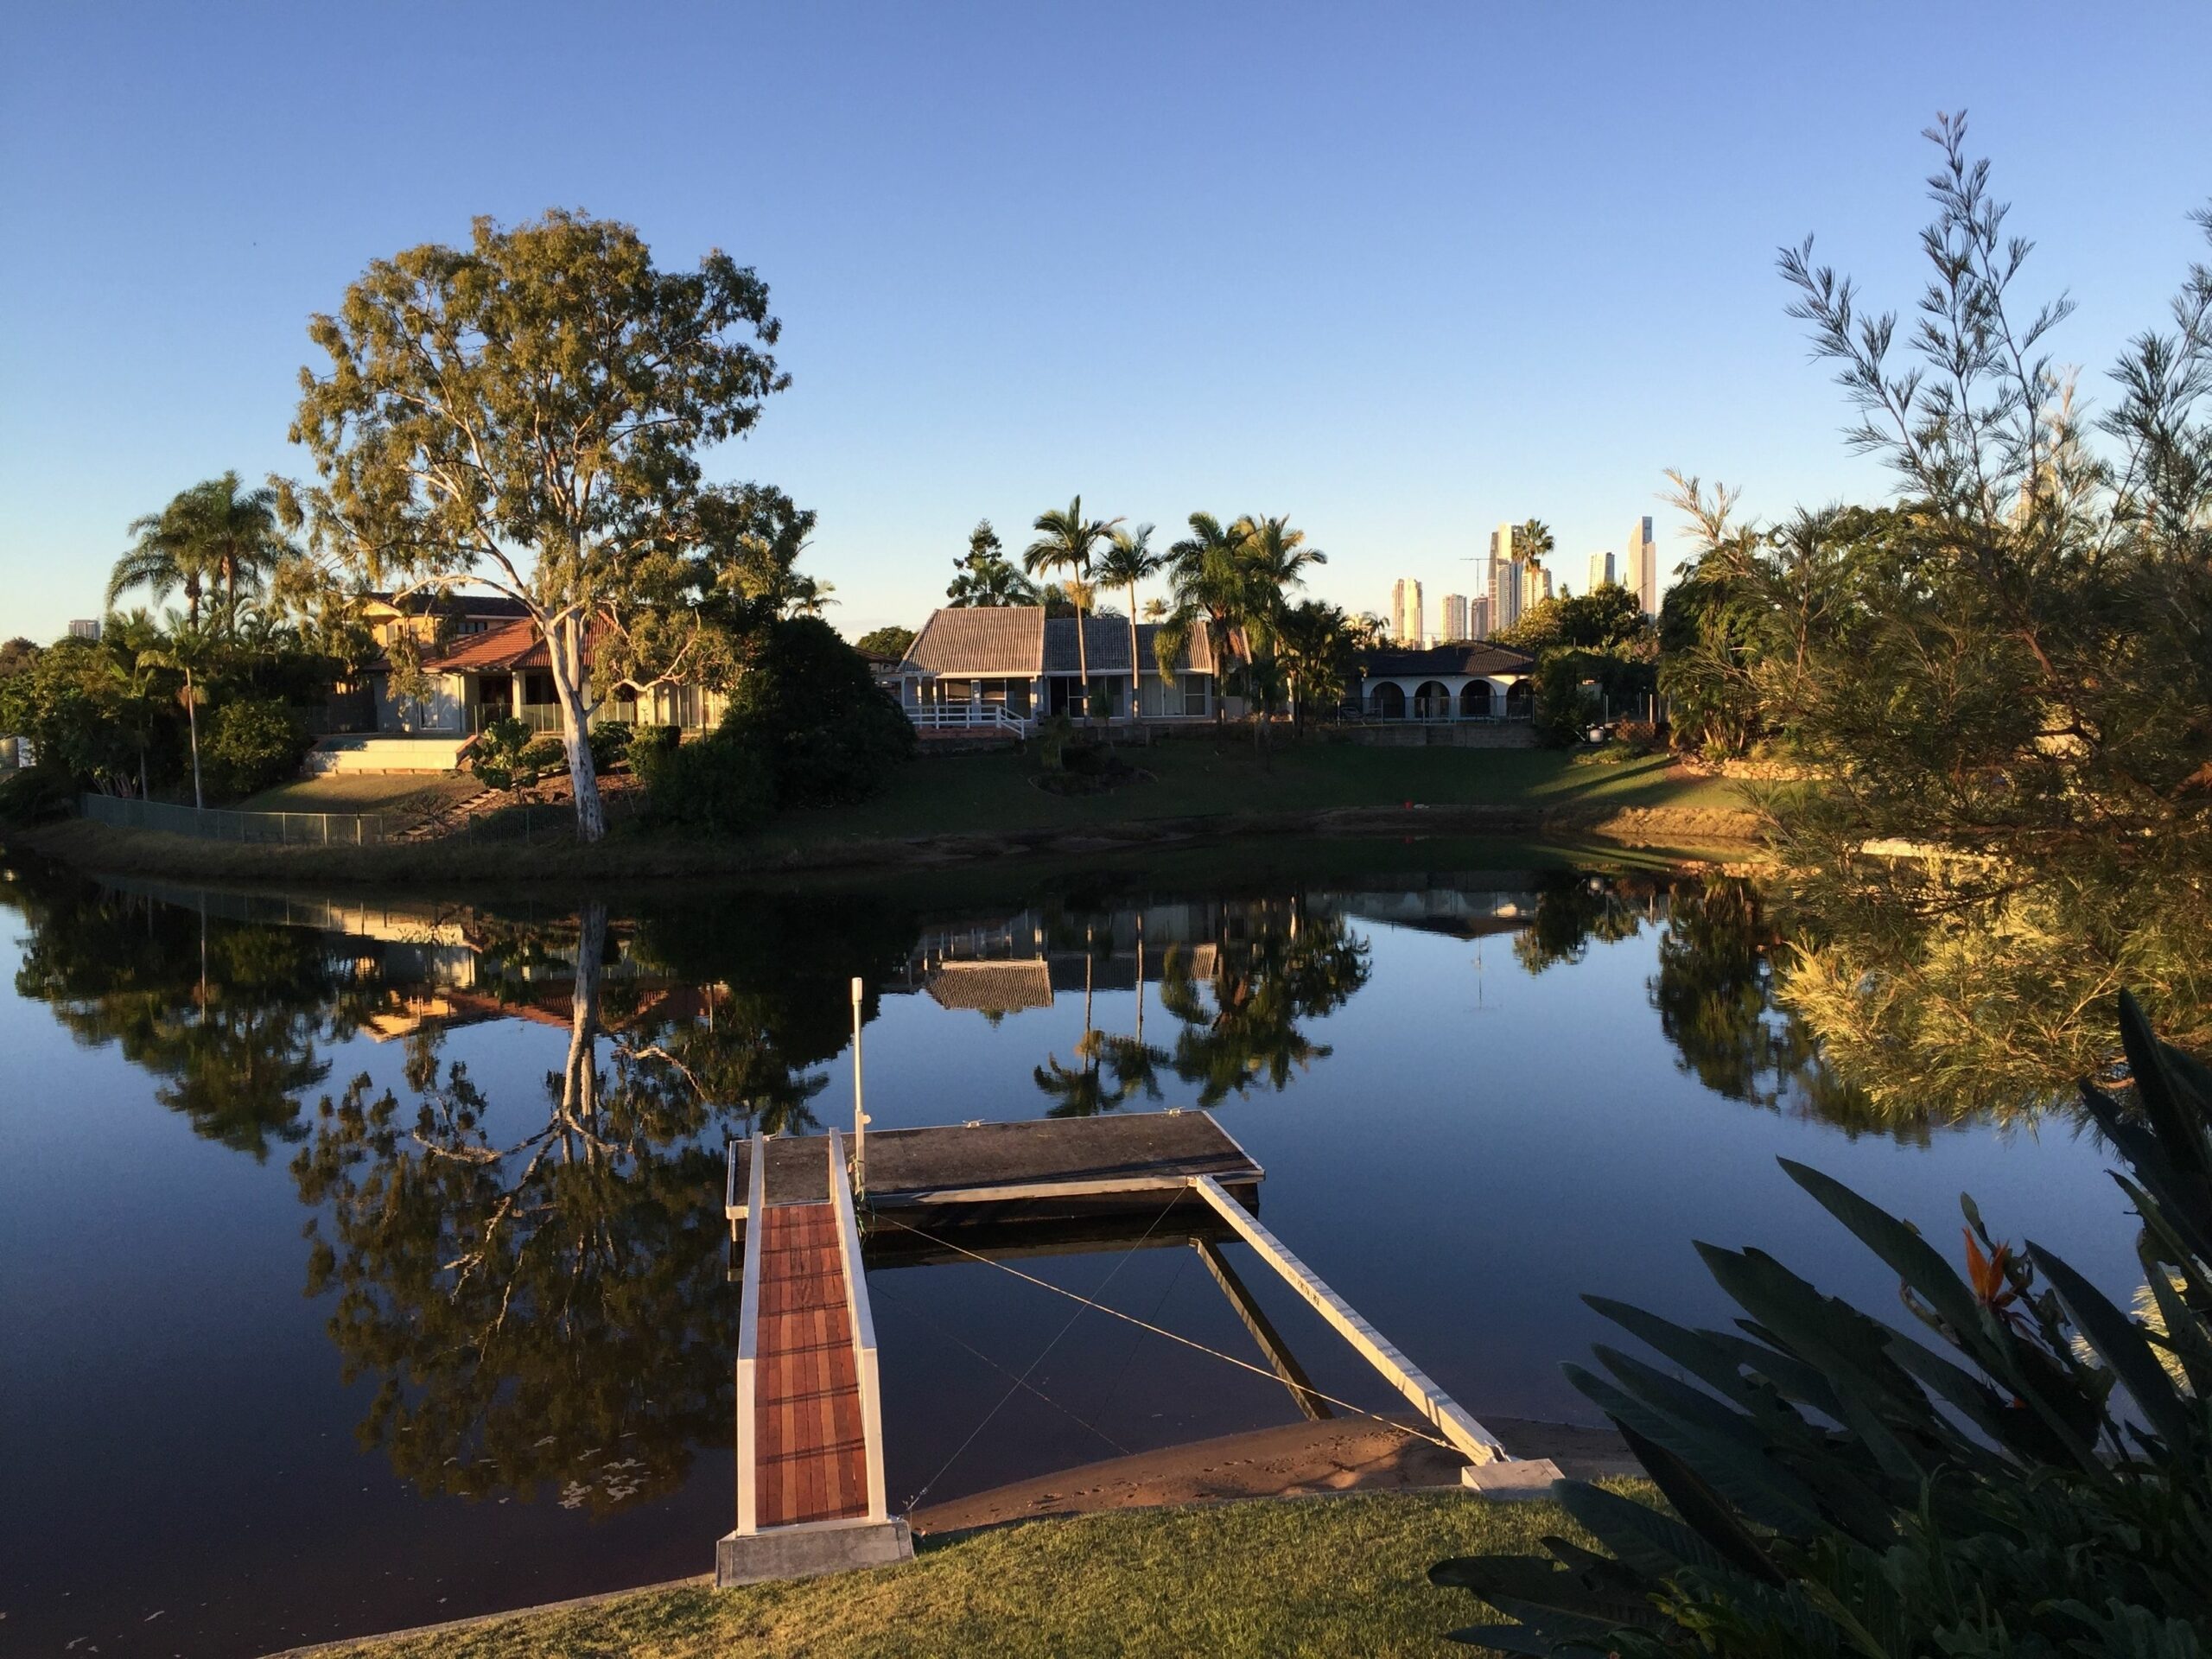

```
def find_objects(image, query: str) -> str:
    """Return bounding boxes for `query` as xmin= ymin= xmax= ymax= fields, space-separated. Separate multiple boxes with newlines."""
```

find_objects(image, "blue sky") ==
xmin=3 ymin=2 xmax=2209 ymax=644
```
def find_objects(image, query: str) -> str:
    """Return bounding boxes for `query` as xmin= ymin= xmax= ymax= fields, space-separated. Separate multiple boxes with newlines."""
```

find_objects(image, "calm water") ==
xmin=0 ymin=844 xmax=2143 ymax=1656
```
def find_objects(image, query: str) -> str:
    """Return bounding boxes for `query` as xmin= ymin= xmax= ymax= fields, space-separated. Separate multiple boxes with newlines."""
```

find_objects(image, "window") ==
xmin=1180 ymin=674 xmax=1209 ymax=716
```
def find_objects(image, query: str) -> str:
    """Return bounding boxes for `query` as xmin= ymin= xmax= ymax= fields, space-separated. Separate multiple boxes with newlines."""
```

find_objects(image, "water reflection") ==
xmin=0 ymin=851 xmax=2049 ymax=1526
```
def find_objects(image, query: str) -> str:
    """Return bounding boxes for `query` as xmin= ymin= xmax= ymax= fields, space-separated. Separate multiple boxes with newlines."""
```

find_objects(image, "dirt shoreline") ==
xmin=11 ymin=801 xmax=1765 ymax=888
xmin=909 ymin=1413 xmax=1637 ymax=1535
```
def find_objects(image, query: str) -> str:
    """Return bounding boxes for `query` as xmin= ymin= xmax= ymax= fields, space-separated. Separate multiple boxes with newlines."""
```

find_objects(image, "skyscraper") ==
xmin=1488 ymin=522 xmax=1521 ymax=631
xmin=67 ymin=619 xmax=102 ymax=641
xmin=1469 ymin=594 xmax=1491 ymax=639
xmin=1629 ymin=517 xmax=1659 ymax=615
xmin=1440 ymin=593 xmax=1468 ymax=641
xmin=1587 ymin=550 xmax=1617 ymax=591
xmin=1390 ymin=577 xmax=1424 ymax=645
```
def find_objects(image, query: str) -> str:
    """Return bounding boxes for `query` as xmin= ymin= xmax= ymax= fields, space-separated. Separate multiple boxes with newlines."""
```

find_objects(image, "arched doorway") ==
xmin=1413 ymin=681 xmax=1452 ymax=720
xmin=1459 ymin=681 xmax=1492 ymax=720
xmin=1369 ymin=681 xmax=1406 ymax=720
xmin=1504 ymin=678 xmax=1533 ymax=718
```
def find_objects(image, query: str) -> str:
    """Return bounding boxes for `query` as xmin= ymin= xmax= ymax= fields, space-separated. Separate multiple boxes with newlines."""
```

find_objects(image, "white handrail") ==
xmin=734 ymin=1133 xmax=767 ymax=1534
xmin=827 ymin=1129 xmax=888 ymax=1522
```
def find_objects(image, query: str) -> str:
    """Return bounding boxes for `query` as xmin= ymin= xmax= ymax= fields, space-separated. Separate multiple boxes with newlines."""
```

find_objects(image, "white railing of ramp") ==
xmin=829 ymin=1128 xmax=888 ymax=1522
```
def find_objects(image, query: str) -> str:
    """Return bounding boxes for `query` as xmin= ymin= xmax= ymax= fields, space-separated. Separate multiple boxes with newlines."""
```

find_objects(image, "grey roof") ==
xmin=1359 ymin=642 xmax=1535 ymax=678
xmin=925 ymin=960 xmax=1054 ymax=1014
xmin=1042 ymin=616 xmax=1214 ymax=677
xmin=900 ymin=607 xmax=1046 ymax=675
xmin=899 ymin=607 xmax=1216 ymax=677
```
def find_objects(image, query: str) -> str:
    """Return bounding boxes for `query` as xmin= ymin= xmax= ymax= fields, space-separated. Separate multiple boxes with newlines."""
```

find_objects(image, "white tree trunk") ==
xmin=545 ymin=613 xmax=606 ymax=842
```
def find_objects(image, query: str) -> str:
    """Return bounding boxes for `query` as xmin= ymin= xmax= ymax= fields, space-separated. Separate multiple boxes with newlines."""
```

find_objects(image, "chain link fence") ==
xmin=81 ymin=793 xmax=392 ymax=845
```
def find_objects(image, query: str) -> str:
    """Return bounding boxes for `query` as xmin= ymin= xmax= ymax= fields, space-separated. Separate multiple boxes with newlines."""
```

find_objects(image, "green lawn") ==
xmin=760 ymin=739 xmax=1744 ymax=849
xmin=241 ymin=772 xmax=484 ymax=817
xmin=311 ymin=1491 xmax=1589 ymax=1658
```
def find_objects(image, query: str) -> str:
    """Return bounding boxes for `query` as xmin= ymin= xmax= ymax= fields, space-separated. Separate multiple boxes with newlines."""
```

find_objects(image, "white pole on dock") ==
xmin=850 ymin=976 xmax=867 ymax=1197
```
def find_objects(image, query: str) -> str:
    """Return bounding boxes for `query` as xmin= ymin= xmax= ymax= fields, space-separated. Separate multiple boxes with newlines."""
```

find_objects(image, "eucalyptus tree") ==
xmin=1022 ymin=497 xmax=1122 ymax=719
xmin=1095 ymin=524 xmax=1163 ymax=728
xmin=286 ymin=210 xmax=790 ymax=842
xmin=945 ymin=519 xmax=1040 ymax=607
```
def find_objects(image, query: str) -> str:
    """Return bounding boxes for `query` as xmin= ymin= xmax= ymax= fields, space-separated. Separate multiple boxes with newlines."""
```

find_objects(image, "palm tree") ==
xmin=1094 ymin=524 xmax=1162 ymax=732
xmin=111 ymin=473 xmax=292 ymax=635
xmin=1230 ymin=515 xmax=1326 ymax=750
xmin=187 ymin=474 xmax=291 ymax=629
xmin=1023 ymin=497 xmax=1122 ymax=722
xmin=1516 ymin=518 xmax=1556 ymax=577
xmin=138 ymin=618 xmax=219 ymax=809
xmin=1161 ymin=512 xmax=1253 ymax=729
xmin=111 ymin=500 xmax=215 ymax=628
xmin=1274 ymin=600 xmax=1354 ymax=736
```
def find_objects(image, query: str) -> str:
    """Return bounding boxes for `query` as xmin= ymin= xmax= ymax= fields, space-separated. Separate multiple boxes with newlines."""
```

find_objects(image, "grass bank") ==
xmin=15 ymin=742 xmax=1761 ymax=887
xmin=289 ymin=1491 xmax=1586 ymax=1659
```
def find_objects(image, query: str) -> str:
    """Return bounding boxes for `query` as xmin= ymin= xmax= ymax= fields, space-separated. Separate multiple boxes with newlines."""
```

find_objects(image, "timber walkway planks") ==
xmin=721 ymin=1131 xmax=906 ymax=1586
xmin=753 ymin=1202 xmax=870 ymax=1529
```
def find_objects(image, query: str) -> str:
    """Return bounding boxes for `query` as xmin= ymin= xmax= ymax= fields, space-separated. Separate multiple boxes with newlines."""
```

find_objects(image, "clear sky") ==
xmin=3 ymin=2 xmax=2209 ymax=645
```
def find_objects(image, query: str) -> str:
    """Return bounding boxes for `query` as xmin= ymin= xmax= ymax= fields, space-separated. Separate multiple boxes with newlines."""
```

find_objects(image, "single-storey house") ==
xmin=893 ymin=607 xmax=1224 ymax=727
xmin=1353 ymin=642 xmax=1536 ymax=721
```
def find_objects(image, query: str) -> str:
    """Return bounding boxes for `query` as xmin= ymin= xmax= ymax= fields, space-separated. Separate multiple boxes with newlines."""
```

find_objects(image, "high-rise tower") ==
xmin=1390 ymin=577 xmax=1425 ymax=645
xmin=1629 ymin=517 xmax=1658 ymax=615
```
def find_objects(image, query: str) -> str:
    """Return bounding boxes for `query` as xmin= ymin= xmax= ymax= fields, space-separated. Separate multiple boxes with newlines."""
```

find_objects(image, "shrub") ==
xmin=1432 ymin=990 xmax=2212 ymax=1655
xmin=634 ymin=729 xmax=774 ymax=835
xmin=201 ymin=698 xmax=312 ymax=798
xmin=587 ymin=720 xmax=633 ymax=772
xmin=720 ymin=617 xmax=915 ymax=806
xmin=0 ymin=763 xmax=78 ymax=826
xmin=468 ymin=719 xmax=543 ymax=792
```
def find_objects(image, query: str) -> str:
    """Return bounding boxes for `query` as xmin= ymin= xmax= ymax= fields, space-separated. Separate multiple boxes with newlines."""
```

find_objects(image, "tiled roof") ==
xmin=1359 ymin=642 xmax=1535 ymax=678
xmin=900 ymin=607 xmax=1047 ymax=675
xmin=898 ymin=607 xmax=1216 ymax=677
xmin=365 ymin=590 xmax=533 ymax=620
xmin=925 ymin=960 xmax=1054 ymax=1014
xmin=420 ymin=617 xmax=601 ymax=673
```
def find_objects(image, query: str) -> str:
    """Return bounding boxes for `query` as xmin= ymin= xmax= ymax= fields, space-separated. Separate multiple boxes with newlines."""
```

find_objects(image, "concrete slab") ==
xmin=1461 ymin=1457 xmax=1566 ymax=1499
xmin=715 ymin=1517 xmax=914 ymax=1587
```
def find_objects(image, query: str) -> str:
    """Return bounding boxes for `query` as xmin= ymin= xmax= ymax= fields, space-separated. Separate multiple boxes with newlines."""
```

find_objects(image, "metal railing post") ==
xmin=849 ymin=976 xmax=867 ymax=1197
xmin=734 ymin=1132 xmax=767 ymax=1535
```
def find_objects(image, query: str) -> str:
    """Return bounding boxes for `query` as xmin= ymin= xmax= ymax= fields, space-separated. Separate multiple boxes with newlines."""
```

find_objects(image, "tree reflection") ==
xmin=1649 ymin=876 xmax=1882 ymax=1137
xmin=1773 ymin=845 xmax=2212 ymax=1125
xmin=293 ymin=903 xmax=750 ymax=1513
xmin=7 ymin=874 xmax=363 ymax=1157
xmin=1153 ymin=897 xmax=1370 ymax=1106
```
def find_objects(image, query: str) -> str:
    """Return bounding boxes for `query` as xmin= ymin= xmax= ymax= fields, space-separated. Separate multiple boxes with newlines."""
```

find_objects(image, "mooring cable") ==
xmin=871 ymin=1278 xmax=1131 ymax=1458
xmin=877 ymin=1210 xmax=1465 ymax=1459
xmin=897 ymin=1190 xmax=1186 ymax=1515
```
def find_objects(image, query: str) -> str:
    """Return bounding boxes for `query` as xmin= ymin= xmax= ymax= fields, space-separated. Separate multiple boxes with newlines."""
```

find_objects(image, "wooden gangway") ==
xmin=718 ymin=1105 xmax=1525 ymax=1587
xmin=722 ymin=1128 xmax=903 ymax=1585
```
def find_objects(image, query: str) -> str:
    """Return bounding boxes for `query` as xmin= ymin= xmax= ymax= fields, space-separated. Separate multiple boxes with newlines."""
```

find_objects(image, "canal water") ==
xmin=0 ymin=842 xmax=2145 ymax=1656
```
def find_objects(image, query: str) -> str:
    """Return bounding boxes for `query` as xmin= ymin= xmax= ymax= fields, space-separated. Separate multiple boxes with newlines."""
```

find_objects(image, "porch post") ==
xmin=511 ymin=672 xmax=526 ymax=722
